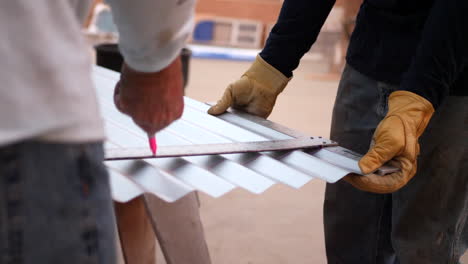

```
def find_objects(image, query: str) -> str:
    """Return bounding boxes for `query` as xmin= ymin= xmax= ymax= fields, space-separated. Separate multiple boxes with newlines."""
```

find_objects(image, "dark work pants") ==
xmin=324 ymin=65 xmax=468 ymax=264
xmin=0 ymin=141 xmax=116 ymax=264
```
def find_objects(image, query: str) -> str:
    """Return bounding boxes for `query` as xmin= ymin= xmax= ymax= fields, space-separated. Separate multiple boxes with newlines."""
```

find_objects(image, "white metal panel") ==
xmin=93 ymin=66 xmax=358 ymax=202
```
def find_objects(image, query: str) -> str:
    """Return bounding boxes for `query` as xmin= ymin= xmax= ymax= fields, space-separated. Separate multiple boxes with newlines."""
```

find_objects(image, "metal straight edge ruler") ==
xmin=105 ymin=137 xmax=335 ymax=160
xmin=105 ymin=137 xmax=399 ymax=176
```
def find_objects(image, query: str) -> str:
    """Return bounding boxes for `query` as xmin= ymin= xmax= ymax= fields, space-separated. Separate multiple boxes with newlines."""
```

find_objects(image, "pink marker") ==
xmin=148 ymin=135 xmax=157 ymax=155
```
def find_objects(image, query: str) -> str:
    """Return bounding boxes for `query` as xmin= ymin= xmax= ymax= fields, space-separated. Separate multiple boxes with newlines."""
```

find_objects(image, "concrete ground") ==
xmin=115 ymin=57 xmax=467 ymax=264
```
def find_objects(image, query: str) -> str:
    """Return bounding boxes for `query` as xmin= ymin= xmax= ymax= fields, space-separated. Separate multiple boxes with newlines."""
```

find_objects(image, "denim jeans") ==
xmin=324 ymin=65 xmax=468 ymax=264
xmin=0 ymin=141 xmax=116 ymax=264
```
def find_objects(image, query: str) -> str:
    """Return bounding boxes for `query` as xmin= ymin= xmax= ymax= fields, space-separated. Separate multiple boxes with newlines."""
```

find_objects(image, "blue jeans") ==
xmin=324 ymin=65 xmax=468 ymax=264
xmin=0 ymin=141 xmax=116 ymax=264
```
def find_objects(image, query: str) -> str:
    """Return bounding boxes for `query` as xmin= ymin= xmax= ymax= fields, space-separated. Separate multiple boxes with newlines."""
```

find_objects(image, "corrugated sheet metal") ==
xmin=93 ymin=66 xmax=363 ymax=203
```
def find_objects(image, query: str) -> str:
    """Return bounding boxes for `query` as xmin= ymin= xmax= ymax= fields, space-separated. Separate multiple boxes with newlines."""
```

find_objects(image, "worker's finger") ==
xmin=132 ymin=112 xmax=172 ymax=135
xmin=207 ymin=85 xmax=233 ymax=115
xmin=244 ymin=102 xmax=271 ymax=118
xmin=243 ymin=94 xmax=277 ymax=118
xmin=359 ymin=116 xmax=405 ymax=174
xmin=133 ymin=101 xmax=184 ymax=135
xmin=113 ymin=81 xmax=128 ymax=114
xmin=343 ymin=171 xmax=408 ymax=194
xmin=135 ymin=121 xmax=168 ymax=136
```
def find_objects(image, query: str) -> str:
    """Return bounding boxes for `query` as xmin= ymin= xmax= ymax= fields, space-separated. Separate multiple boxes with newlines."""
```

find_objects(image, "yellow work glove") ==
xmin=345 ymin=91 xmax=435 ymax=193
xmin=208 ymin=55 xmax=290 ymax=118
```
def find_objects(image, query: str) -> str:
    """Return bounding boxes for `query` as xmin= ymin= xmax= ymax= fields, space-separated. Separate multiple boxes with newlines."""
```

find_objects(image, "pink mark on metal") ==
xmin=148 ymin=136 xmax=157 ymax=155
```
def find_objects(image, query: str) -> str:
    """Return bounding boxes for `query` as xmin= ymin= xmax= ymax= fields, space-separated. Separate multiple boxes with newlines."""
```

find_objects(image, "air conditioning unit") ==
xmin=232 ymin=21 xmax=262 ymax=48
xmin=193 ymin=17 xmax=263 ymax=49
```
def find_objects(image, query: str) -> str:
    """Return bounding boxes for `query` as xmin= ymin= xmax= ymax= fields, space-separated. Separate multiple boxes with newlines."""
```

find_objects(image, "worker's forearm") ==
xmin=260 ymin=0 xmax=336 ymax=77
xmin=107 ymin=0 xmax=195 ymax=73
xmin=400 ymin=0 xmax=468 ymax=108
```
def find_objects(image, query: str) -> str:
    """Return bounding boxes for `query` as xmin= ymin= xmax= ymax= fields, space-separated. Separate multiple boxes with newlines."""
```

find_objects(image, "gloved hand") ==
xmin=114 ymin=56 xmax=184 ymax=135
xmin=208 ymin=55 xmax=290 ymax=118
xmin=345 ymin=91 xmax=435 ymax=193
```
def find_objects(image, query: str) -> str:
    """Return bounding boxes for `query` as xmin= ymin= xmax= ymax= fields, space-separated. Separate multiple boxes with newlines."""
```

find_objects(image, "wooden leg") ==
xmin=143 ymin=192 xmax=212 ymax=264
xmin=114 ymin=197 xmax=156 ymax=264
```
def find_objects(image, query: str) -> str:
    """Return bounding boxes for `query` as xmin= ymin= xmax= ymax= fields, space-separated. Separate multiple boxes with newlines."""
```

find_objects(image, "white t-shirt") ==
xmin=0 ymin=0 xmax=195 ymax=146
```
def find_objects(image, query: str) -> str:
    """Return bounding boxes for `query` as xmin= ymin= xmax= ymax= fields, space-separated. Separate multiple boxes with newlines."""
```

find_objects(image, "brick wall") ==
xmin=195 ymin=0 xmax=282 ymax=24
xmin=196 ymin=0 xmax=346 ymax=24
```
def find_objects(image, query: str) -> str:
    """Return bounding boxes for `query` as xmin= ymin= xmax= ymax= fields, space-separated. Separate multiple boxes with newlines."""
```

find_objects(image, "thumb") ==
xmin=344 ymin=171 xmax=407 ymax=194
xmin=113 ymin=81 xmax=129 ymax=114
xmin=359 ymin=117 xmax=405 ymax=174
xmin=208 ymin=85 xmax=233 ymax=115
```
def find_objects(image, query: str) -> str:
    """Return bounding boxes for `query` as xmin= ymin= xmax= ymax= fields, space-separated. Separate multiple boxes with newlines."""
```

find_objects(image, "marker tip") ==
xmin=149 ymin=136 xmax=157 ymax=155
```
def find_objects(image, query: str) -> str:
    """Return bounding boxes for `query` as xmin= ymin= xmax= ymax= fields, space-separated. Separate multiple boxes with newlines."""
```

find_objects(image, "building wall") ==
xmin=195 ymin=0 xmax=282 ymax=25
xmin=194 ymin=0 xmax=351 ymax=73
xmin=195 ymin=0 xmax=346 ymax=25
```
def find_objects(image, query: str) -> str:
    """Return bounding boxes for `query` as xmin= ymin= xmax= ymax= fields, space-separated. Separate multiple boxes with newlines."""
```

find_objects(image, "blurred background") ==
xmin=83 ymin=1 xmax=467 ymax=263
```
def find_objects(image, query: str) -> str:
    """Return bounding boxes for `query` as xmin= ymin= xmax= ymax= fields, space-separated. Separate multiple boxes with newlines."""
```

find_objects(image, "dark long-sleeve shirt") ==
xmin=260 ymin=0 xmax=468 ymax=108
xmin=399 ymin=0 xmax=468 ymax=106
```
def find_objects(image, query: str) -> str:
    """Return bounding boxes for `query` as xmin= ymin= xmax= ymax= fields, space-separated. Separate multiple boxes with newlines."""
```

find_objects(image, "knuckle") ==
xmin=175 ymin=100 xmax=184 ymax=118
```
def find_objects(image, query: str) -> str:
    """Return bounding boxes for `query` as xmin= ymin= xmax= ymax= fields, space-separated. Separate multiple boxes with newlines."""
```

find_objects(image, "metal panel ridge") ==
xmin=93 ymin=66 xmax=365 ymax=202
